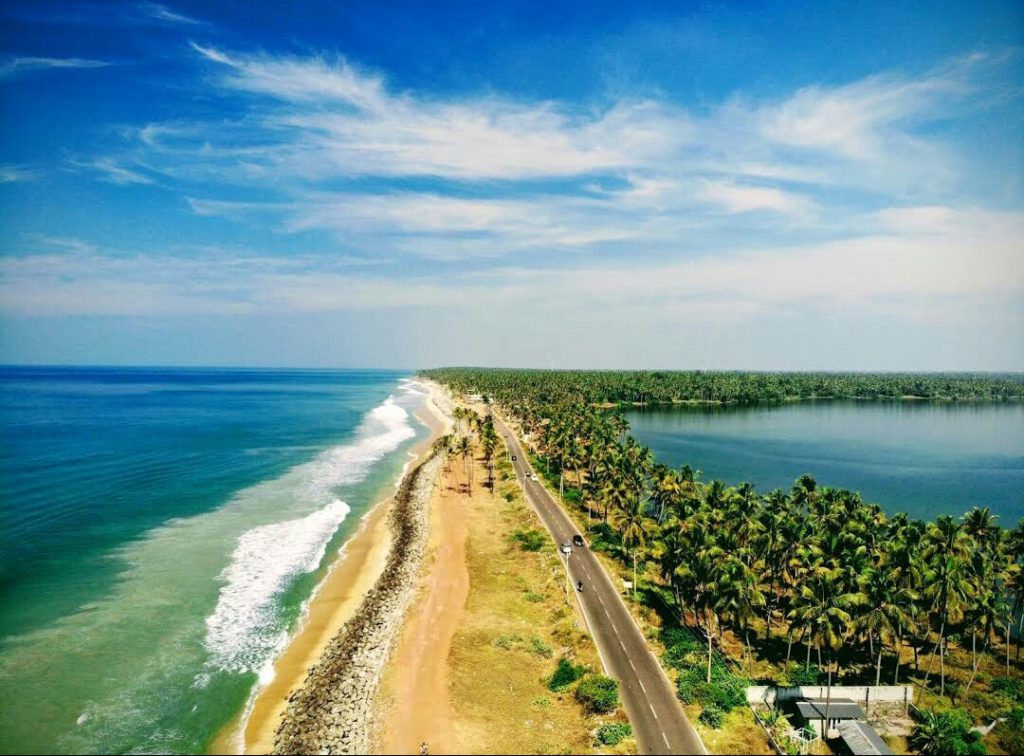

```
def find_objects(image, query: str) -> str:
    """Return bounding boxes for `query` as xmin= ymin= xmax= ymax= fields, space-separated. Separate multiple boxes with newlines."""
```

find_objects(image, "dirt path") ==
xmin=375 ymin=460 xmax=470 ymax=755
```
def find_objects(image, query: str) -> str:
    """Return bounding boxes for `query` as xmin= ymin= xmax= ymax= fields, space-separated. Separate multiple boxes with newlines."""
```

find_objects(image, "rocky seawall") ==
xmin=272 ymin=451 xmax=442 ymax=755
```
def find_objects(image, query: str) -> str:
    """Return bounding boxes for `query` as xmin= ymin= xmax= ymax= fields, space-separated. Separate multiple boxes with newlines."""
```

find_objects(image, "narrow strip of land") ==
xmin=494 ymin=413 xmax=707 ymax=756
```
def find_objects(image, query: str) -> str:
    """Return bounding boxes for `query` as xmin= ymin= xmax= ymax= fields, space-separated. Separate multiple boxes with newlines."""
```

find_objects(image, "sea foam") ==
xmin=202 ymin=396 xmax=416 ymax=680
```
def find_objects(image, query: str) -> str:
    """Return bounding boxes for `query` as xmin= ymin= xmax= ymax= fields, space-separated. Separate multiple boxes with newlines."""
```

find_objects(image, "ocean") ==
xmin=0 ymin=366 xmax=428 ymax=754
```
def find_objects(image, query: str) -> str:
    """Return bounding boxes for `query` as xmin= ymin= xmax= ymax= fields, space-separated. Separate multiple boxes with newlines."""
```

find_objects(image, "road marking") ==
xmin=649 ymin=703 xmax=659 ymax=721
xmin=638 ymin=678 xmax=647 ymax=694
xmin=662 ymin=732 xmax=671 ymax=749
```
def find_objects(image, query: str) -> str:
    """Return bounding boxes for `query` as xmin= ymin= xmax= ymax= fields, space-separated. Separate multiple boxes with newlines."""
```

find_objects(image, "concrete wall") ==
xmin=747 ymin=685 xmax=914 ymax=708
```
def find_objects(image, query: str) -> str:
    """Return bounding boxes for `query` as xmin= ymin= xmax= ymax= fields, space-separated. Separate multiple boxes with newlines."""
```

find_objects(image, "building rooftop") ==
xmin=795 ymin=698 xmax=866 ymax=721
xmin=837 ymin=720 xmax=894 ymax=755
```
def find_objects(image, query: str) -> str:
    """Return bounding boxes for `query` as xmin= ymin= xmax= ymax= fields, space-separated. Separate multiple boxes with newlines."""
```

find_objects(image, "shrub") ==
xmin=787 ymin=664 xmax=826 ymax=686
xmin=991 ymin=676 xmax=1024 ymax=703
xmin=504 ymin=492 xmax=515 ymax=502
xmin=524 ymin=591 xmax=544 ymax=603
xmin=997 ymin=708 xmax=1024 ymax=754
xmin=674 ymin=662 xmax=748 ymax=712
xmin=595 ymin=723 xmax=632 ymax=746
xmin=493 ymin=633 xmax=522 ymax=650
xmin=910 ymin=708 xmax=986 ymax=756
xmin=547 ymin=658 xmax=586 ymax=691
xmin=529 ymin=636 xmax=553 ymax=658
xmin=575 ymin=674 xmax=620 ymax=714
xmin=699 ymin=705 xmax=725 ymax=728
xmin=510 ymin=529 xmax=545 ymax=551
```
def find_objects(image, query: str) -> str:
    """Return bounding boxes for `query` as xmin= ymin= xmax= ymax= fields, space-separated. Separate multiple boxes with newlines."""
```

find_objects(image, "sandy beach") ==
xmin=210 ymin=381 xmax=451 ymax=755
xmin=373 ymin=422 xmax=470 ymax=754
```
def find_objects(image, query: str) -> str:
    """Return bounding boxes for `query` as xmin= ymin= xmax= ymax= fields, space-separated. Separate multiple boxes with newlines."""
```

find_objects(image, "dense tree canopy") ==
xmin=422 ymin=368 xmax=1024 ymax=712
xmin=421 ymin=368 xmax=1024 ymax=405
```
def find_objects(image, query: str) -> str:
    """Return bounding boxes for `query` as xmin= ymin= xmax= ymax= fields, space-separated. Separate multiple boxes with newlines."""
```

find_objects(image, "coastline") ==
xmin=373 ymin=383 xmax=468 ymax=754
xmin=210 ymin=380 xmax=451 ymax=755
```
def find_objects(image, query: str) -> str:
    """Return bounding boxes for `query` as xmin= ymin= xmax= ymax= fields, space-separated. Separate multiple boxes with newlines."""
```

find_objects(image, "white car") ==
xmin=530 ymin=473 xmax=539 ymax=482
xmin=559 ymin=543 xmax=572 ymax=555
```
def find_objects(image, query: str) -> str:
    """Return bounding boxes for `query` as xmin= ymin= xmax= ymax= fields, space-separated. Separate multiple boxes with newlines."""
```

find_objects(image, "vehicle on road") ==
xmin=559 ymin=542 xmax=572 ymax=555
xmin=511 ymin=454 xmax=517 ymax=461
xmin=530 ymin=473 xmax=538 ymax=482
xmin=572 ymin=534 xmax=585 ymax=548
xmin=577 ymin=580 xmax=584 ymax=592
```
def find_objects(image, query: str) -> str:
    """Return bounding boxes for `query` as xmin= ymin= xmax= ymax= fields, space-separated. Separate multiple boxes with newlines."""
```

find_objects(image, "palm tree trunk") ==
xmin=876 ymin=646 xmax=883 ymax=687
xmin=940 ymin=634 xmax=946 ymax=697
xmin=706 ymin=615 xmax=714 ymax=684
xmin=824 ymin=657 xmax=834 ymax=739
xmin=1006 ymin=618 xmax=1012 ymax=676
xmin=632 ymin=550 xmax=637 ymax=601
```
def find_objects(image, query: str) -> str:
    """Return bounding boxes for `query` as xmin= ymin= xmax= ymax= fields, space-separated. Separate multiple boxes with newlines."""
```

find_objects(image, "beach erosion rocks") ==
xmin=272 ymin=451 xmax=442 ymax=755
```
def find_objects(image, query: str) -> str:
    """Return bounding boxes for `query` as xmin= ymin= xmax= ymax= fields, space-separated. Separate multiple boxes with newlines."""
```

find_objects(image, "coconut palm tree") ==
xmin=856 ymin=566 xmax=917 ymax=686
xmin=921 ymin=516 xmax=972 ymax=696
xmin=610 ymin=494 xmax=652 ymax=601
xmin=789 ymin=569 xmax=860 ymax=734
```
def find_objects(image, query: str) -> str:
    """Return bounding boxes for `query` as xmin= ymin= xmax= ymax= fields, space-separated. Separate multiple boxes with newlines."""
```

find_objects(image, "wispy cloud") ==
xmin=0 ymin=56 xmax=109 ymax=79
xmin=3 ymin=207 xmax=1019 ymax=320
xmin=139 ymin=3 xmax=204 ymax=26
xmin=68 ymin=158 xmax=156 ymax=185
xmin=696 ymin=180 xmax=814 ymax=217
xmin=0 ymin=165 xmax=41 ymax=182
xmin=37 ymin=44 xmax=1020 ymax=337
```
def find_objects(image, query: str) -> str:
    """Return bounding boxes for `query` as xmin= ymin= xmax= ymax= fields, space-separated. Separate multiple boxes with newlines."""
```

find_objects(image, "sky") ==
xmin=0 ymin=0 xmax=1022 ymax=370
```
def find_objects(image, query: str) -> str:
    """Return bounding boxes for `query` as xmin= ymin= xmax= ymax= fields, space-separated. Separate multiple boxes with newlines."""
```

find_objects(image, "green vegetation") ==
xmin=995 ymin=707 xmax=1024 ymax=753
xmin=510 ymin=528 xmax=546 ymax=551
xmin=425 ymin=368 xmax=1024 ymax=745
xmin=662 ymin=628 xmax=748 ymax=712
xmin=595 ymin=722 xmax=632 ymax=745
xmin=698 ymin=704 xmax=725 ymax=728
xmin=548 ymin=657 xmax=587 ymax=691
xmin=909 ymin=708 xmax=986 ymax=755
xmin=575 ymin=674 xmax=620 ymax=714
xmin=421 ymin=368 xmax=1024 ymax=406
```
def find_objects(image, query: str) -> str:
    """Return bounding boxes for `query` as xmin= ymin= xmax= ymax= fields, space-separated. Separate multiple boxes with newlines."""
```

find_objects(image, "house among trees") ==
xmin=836 ymin=720 xmax=894 ymax=756
xmin=795 ymin=698 xmax=865 ymax=738
xmin=793 ymin=699 xmax=893 ymax=755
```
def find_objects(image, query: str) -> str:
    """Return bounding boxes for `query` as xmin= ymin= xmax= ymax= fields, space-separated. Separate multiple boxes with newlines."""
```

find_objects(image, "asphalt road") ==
xmin=494 ymin=414 xmax=707 ymax=755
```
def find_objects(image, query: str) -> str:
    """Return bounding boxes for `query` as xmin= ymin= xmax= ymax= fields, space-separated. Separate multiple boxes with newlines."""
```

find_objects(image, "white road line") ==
xmin=638 ymin=678 xmax=647 ymax=694
xmin=662 ymin=732 xmax=671 ymax=749
xmin=649 ymin=703 xmax=659 ymax=721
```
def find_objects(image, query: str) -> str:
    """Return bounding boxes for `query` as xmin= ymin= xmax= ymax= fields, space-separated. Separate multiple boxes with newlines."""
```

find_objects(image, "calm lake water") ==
xmin=625 ymin=401 xmax=1023 ymax=525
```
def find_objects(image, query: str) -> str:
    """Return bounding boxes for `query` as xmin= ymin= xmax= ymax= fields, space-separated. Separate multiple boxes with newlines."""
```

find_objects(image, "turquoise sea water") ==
xmin=0 ymin=367 xmax=428 ymax=754
xmin=625 ymin=401 xmax=1024 ymax=524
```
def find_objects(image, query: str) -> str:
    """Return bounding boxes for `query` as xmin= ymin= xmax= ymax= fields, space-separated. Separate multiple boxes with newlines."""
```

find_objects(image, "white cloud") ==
xmin=140 ymin=3 xmax=203 ymax=25
xmin=0 ymin=57 xmax=110 ymax=79
xmin=0 ymin=165 xmax=41 ymax=183
xmin=69 ymin=158 xmax=156 ymax=185
xmin=696 ymin=180 xmax=814 ymax=217
xmin=3 ymin=207 xmax=1019 ymax=321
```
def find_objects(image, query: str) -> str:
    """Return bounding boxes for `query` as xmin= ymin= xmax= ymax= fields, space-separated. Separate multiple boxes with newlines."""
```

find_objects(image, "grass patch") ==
xmin=575 ymin=674 xmax=620 ymax=714
xmin=595 ymin=723 xmax=632 ymax=746
xmin=509 ymin=529 xmax=546 ymax=551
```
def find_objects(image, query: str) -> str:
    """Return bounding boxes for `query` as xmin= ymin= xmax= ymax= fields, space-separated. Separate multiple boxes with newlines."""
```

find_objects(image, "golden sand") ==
xmin=209 ymin=386 xmax=450 ymax=755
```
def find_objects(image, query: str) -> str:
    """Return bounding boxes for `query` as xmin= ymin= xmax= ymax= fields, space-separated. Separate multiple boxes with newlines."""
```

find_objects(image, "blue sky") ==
xmin=1 ymin=0 xmax=1022 ymax=369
